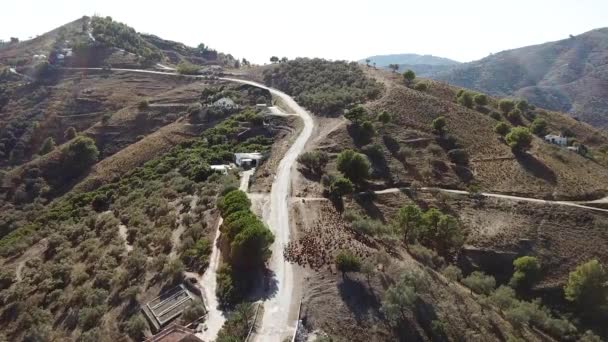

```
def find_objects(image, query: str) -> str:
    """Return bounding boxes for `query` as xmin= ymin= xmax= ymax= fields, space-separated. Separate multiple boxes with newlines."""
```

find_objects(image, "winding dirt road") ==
xmin=221 ymin=78 xmax=315 ymax=342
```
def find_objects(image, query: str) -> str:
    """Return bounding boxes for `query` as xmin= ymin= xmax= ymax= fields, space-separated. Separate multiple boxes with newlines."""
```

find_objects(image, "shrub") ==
xmin=396 ymin=146 xmax=414 ymax=162
xmin=181 ymin=299 xmax=206 ymax=323
xmin=489 ymin=111 xmax=502 ymax=120
xmin=328 ymin=176 xmax=354 ymax=198
xmin=39 ymin=137 xmax=55 ymax=155
xmin=457 ymin=91 xmax=474 ymax=108
xmin=64 ymin=127 xmax=77 ymax=140
xmin=447 ymin=148 xmax=469 ymax=165
xmin=473 ymin=94 xmax=488 ymax=106
xmin=138 ymin=100 xmax=149 ymax=110
xmin=361 ymin=144 xmax=384 ymax=162
xmin=530 ymin=118 xmax=548 ymax=136
xmin=403 ymin=69 xmax=416 ymax=85
xmin=516 ymin=100 xmax=529 ymax=112
xmin=507 ymin=109 xmax=522 ymax=124
xmin=499 ymin=99 xmax=515 ymax=114
xmin=506 ymin=127 xmax=533 ymax=152
xmin=409 ymin=244 xmax=443 ymax=269
xmin=381 ymin=271 xmax=428 ymax=324
xmin=564 ymin=259 xmax=608 ymax=314
xmin=413 ymin=82 xmax=428 ymax=91
xmin=509 ymin=256 xmax=541 ymax=290
xmin=489 ymin=285 xmax=518 ymax=310
xmin=442 ymin=265 xmax=463 ymax=282
xmin=335 ymin=250 xmax=361 ymax=276
xmin=60 ymin=136 xmax=100 ymax=174
xmin=124 ymin=314 xmax=147 ymax=340
xmin=462 ymin=271 xmax=496 ymax=295
xmin=177 ymin=61 xmax=200 ymax=75
xmin=377 ymin=111 xmax=391 ymax=124
xmin=494 ymin=122 xmax=511 ymax=136
xmin=345 ymin=106 xmax=368 ymax=124
xmin=336 ymin=149 xmax=370 ymax=183
xmin=297 ymin=151 xmax=329 ymax=175
xmin=431 ymin=116 xmax=447 ymax=134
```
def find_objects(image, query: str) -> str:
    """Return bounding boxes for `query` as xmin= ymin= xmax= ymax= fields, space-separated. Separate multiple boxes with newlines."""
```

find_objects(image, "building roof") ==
xmin=235 ymin=152 xmax=263 ymax=159
xmin=145 ymin=324 xmax=203 ymax=342
xmin=142 ymin=285 xmax=197 ymax=331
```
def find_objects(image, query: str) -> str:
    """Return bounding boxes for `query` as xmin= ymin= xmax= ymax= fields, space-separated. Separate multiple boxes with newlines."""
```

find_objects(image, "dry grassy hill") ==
xmin=432 ymin=28 xmax=608 ymax=127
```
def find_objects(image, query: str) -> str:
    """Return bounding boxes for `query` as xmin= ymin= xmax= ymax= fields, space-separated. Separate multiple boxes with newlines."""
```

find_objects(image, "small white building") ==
xmin=210 ymin=165 xmax=231 ymax=175
xmin=212 ymin=97 xmax=238 ymax=110
xmin=235 ymin=152 xmax=263 ymax=168
xmin=544 ymin=134 xmax=568 ymax=146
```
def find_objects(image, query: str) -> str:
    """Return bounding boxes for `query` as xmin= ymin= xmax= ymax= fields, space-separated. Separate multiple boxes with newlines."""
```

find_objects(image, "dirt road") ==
xmin=221 ymin=78 xmax=314 ymax=342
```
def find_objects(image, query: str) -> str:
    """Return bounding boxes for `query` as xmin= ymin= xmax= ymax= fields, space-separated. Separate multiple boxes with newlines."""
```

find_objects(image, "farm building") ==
xmin=544 ymin=134 xmax=568 ymax=146
xmin=234 ymin=152 xmax=263 ymax=168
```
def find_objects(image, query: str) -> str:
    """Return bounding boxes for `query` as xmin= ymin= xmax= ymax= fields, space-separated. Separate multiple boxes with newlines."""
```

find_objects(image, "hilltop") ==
xmin=359 ymin=53 xmax=461 ymax=78
xmin=432 ymin=28 xmax=608 ymax=127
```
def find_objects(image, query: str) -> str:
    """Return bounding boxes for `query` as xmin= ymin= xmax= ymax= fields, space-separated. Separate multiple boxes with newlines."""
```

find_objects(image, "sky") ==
xmin=2 ymin=0 xmax=607 ymax=64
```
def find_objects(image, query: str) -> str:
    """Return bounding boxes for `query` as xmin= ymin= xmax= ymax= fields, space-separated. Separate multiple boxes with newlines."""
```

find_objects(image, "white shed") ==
xmin=234 ymin=152 xmax=263 ymax=168
xmin=544 ymin=134 xmax=567 ymax=146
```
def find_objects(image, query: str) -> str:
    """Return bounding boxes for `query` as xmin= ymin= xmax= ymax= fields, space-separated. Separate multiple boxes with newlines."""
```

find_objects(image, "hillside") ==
xmin=360 ymin=53 xmax=460 ymax=67
xmin=253 ymin=60 xmax=608 ymax=340
xmin=432 ymin=28 xmax=608 ymax=127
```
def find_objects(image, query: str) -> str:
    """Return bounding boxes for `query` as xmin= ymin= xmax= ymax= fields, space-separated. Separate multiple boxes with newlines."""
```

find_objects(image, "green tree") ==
xmin=530 ymin=118 xmax=548 ymax=136
xmin=345 ymin=105 xmax=367 ymax=125
xmin=507 ymin=109 xmax=523 ymax=124
xmin=388 ymin=64 xmax=399 ymax=73
xmin=447 ymin=149 xmax=469 ymax=165
xmin=473 ymin=94 xmax=488 ymax=106
xmin=509 ymin=256 xmax=541 ymax=290
xmin=499 ymin=99 xmax=515 ymax=114
xmin=457 ymin=92 xmax=474 ymax=108
xmin=414 ymin=82 xmax=428 ymax=91
xmin=270 ymin=56 xmax=279 ymax=63
xmin=377 ymin=111 xmax=391 ymax=124
xmin=462 ymin=271 xmax=496 ymax=295
xmin=336 ymin=149 xmax=371 ymax=183
xmin=395 ymin=205 xmax=422 ymax=244
xmin=39 ymin=137 xmax=56 ymax=155
xmin=329 ymin=176 xmax=354 ymax=198
xmin=230 ymin=223 xmax=275 ymax=268
xmin=505 ymin=127 xmax=533 ymax=152
xmin=124 ymin=314 xmax=147 ymax=340
xmin=381 ymin=271 xmax=428 ymax=324
xmin=494 ymin=122 xmax=511 ymax=136
xmin=516 ymin=100 xmax=529 ymax=112
xmin=62 ymin=136 xmax=99 ymax=171
xmin=431 ymin=116 xmax=447 ymax=135
xmin=64 ymin=126 xmax=77 ymax=140
xmin=403 ymin=69 xmax=416 ymax=85
xmin=335 ymin=250 xmax=361 ymax=277
xmin=218 ymin=190 xmax=251 ymax=217
xmin=564 ymin=259 xmax=608 ymax=314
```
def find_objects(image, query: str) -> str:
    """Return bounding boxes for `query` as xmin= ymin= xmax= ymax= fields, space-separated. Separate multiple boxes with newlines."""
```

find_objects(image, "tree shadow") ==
xmin=337 ymin=275 xmax=381 ymax=324
xmin=414 ymin=298 xmax=447 ymax=342
xmin=353 ymin=192 xmax=385 ymax=221
xmin=297 ymin=166 xmax=321 ymax=182
xmin=514 ymin=152 xmax=557 ymax=184
xmin=347 ymin=125 xmax=373 ymax=147
xmin=451 ymin=165 xmax=474 ymax=184
xmin=248 ymin=268 xmax=279 ymax=302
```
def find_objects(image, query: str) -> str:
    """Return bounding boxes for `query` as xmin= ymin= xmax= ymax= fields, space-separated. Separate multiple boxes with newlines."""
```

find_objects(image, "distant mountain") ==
xmin=432 ymin=28 xmax=608 ymax=127
xmin=360 ymin=53 xmax=460 ymax=67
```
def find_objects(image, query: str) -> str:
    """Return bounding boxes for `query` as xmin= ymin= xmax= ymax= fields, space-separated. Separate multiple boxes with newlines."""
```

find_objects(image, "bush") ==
xmin=60 ymin=136 xmax=100 ymax=175
xmin=505 ymin=127 xmax=533 ymax=152
xmin=377 ymin=111 xmax=391 ymax=124
xmin=499 ymin=99 xmax=515 ymax=114
xmin=381 ymin=271 xmax=428 ymax=324
xmin=507 ymin=109 xmax=522 ymax=124
xmin=473 ymin=94 xmax=488 ymax=106
xmin=447 ymin=148 xmax=469 ymax=165
xmin=177 ymin=61 xmax=201 ymax=75
xmin=442 ymin=265 xmax=463 ymax=282
xmin=403 ymin=69 xmax=416 ymax=85
xmin=297 ymin=151 xmax=329 ymax=175
xmin=509 ymin=256 xmax=541 ymax=290
xmin=431 ymin=116 xmax=447 ymax=134
xmin=516 ymin=100 xmax=529 ymax=112
xmin=494 ymin=122 xmax=511 ymax=136
xmin=409 ymin=244 xmax=443 ymax=269
xmin=489 ymin=285 xmax=518 ymax=310
xmin=335 ymin=250 xmax=361 ymax=276
xmin=124 ymin=314 xmax=147 ymax=340
xmin=39 ymin=137 xmax=55 ymax=155
xmin=64 ymin=127 xmax=77 ymax=140
xmin=413 ymin=82 xmax=427 ymax=91
xmin=489 ymin=111 xmax=502 ymax=120
xmin=564 ymin=259 xmax=608 ymax=314
xmin=457 ymin=91 xmax=474 ymax=108
xmin=530 ymin=118 xmax=548 ymax=136
xmin=181 ymin=299 xmax=206 ymax=323
xmin=361 ymin=144 xmax=384 ymax=162
xmin=328 ymin=176 xmax=354 ymax=198
xmin=138 ymin=100 xmax=149 ymax=110
xmin=462 ymin=271 xmax=496 ymax=295
xmin=336 ymin=149 xmax=370 ymax=183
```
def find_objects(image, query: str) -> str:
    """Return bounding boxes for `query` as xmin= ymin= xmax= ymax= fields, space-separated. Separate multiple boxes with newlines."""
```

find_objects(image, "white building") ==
xmin=234 ymin=152 xmax=263 ymax=168
xmin=544 ymin=134 xmax=568 ymax=146
xmin=210 ymin=165 xmax=231 ymax=175
xmin=212 ymin=97 xmax=238 ymax=110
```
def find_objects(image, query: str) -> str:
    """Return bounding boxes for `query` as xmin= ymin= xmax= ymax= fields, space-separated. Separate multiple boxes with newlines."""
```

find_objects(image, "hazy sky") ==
xmin=2 ymin=0 xmax=607 ymax=64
